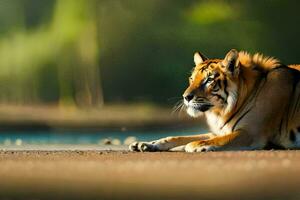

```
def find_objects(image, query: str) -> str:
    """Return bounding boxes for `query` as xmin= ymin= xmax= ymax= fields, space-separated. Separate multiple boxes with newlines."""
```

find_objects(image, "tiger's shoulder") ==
xmin=238 ymin=51 xmax=299 ymax=72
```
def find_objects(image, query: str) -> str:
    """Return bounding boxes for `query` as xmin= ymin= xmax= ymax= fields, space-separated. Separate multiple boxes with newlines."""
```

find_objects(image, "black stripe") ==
xmin=221 ymin=104 xmax=240 ymax=129
xmin=200 ymin=61 xmax=218 ymax=72
xmin=278 ymin=118 xmax=284 ymax=136
xmin=232 ymin=109 xmax=251 ymax=131
xmin=289 ymin=130 xmax=296 ymax=142
xmin=223 ymin=79 xmax=229 ymax=102
xmin=217 ymin=79 xmax=221 ymax=89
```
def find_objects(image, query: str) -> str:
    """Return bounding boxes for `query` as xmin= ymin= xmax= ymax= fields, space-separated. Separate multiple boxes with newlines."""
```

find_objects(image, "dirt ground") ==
xmin=1 ymin=150 xmax=300 ymax=200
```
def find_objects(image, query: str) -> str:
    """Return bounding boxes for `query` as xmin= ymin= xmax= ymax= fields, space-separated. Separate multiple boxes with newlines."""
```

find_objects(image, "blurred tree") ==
xmin=52 ymin=0 xmax=103 ymax=107
xmin=0 ymin=0 xmax=103 ymax=107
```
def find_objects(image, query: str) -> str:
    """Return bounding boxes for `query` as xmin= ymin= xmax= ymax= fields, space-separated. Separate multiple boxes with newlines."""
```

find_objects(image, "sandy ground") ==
xmin=1 ymin=150 xmax=300 ymax=200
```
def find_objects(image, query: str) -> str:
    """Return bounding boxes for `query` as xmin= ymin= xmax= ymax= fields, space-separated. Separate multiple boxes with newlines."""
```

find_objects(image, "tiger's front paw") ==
xmin=129 ymin=141 xmax=157 ymax=152
xmin=185 ymin=144 xmax=217 ymax=152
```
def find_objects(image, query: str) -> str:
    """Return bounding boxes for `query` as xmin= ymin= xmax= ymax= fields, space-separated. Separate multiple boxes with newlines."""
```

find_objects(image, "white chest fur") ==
xmin=205 ymin=111 xmax=232 ymax=135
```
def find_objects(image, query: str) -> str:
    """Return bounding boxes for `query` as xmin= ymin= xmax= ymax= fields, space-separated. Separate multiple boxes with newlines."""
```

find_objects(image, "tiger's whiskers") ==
xmin=172 ymin=99 xmax=186 ymax=116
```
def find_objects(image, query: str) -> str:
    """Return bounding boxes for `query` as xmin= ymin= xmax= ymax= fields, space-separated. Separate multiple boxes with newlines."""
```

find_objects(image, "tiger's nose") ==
xmin=184 ymin=94 xmax=194 ymax=102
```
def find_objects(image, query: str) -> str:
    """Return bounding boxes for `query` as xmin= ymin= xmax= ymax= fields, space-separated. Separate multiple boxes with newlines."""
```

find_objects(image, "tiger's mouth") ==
xmin=186 ymin=102 xmax=213 ymax=117
xmin=196 ymin=104 xmax=213 ymax=112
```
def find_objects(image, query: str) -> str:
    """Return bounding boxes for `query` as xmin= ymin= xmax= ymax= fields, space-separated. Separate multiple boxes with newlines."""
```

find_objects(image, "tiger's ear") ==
xmin=194 ymin=52 xmax=208 ymax=65
xmin=221 ymin=49 xmax=239 ymax=75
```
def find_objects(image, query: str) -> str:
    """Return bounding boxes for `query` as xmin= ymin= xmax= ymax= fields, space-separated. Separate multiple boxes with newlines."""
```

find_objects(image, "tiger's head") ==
xmin=183 ymin=49 xmax=240 ymax=117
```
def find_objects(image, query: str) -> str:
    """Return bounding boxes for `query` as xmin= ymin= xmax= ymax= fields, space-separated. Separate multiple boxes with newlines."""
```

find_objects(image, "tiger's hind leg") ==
xmin=129 ymin=133 xmax=215 ymax=152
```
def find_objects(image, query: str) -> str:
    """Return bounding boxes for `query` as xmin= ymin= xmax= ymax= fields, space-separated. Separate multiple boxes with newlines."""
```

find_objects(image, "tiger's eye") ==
xmin=207 ymin=78 xmax=214 ymax=82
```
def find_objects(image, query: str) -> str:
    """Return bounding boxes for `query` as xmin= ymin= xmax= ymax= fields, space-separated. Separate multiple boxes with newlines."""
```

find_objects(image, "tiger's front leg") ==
xmin=129 ymin=133 xmax=215 ymax=152
xmin=185 ymin=131 xmax=257 ymax=152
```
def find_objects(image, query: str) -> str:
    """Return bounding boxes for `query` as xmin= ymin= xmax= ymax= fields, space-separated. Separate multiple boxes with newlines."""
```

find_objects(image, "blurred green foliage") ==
xmin=0 ymin=0 xmax=299 ymax=106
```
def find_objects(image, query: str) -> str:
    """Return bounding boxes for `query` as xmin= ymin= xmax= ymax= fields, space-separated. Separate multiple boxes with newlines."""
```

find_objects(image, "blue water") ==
xmin=0 ymin=128 xmax=206 ymax=145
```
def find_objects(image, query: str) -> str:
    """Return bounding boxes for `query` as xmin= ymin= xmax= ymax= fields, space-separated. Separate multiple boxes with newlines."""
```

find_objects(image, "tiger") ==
xmin=129 ymin=49 xmax=300 ymax=152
